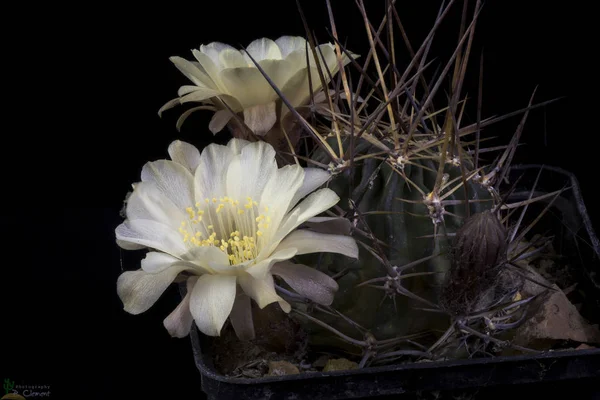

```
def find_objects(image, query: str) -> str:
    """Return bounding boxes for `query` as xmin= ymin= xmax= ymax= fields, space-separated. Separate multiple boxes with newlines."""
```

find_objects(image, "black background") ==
xmin=2 ymin=0 xmax=598 ymax=399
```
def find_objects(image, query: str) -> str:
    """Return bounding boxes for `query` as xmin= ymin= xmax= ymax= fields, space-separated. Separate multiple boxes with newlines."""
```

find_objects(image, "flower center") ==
xmin=178 ymin=196 xmax=272 ymax=265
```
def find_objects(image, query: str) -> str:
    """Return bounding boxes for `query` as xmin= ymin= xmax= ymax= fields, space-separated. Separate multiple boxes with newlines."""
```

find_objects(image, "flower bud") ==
xmin=441 ymin=211 xmax=508 ymax=315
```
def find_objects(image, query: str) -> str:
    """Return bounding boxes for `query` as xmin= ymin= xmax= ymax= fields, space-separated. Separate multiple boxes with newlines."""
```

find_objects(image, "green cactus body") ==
xmin=297 ymin=136 xmax=494 ymax=349
xmin=4 ymin=379 xmax=15 ymax=394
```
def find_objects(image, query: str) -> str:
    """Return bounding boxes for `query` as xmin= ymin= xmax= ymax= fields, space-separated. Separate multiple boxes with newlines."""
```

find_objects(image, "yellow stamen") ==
xmin=177 ymin=196 xmax=272 ymax=265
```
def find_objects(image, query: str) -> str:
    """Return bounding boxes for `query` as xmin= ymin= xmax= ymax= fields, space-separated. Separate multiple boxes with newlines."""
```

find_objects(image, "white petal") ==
xmin=317 ymin=43 xmax=352 ymax=78
xmin=192 ymin=49 xmax=227 ymax=92
xmin=208 ymin=109 xmax=233 ymax=134
xmin=245 ymin=247 xmax=298 ymax=279
xmin=219 ymin=49 xmax=248 ymax=68
xmin=238 ymin=272 xmax=291 ymax=312
xmin=219 ymin=67 xmax=278 ymax=108
xmin=272 ymin=261 xmax=338 ymax=305
xmin=158 ymin=97 xmax=180 ymax=117
xmin=169 ymin=56 xmax=217 ymax=89
xmin=191 ymin=61 xmax=208 ymax=75
xmin=195 ymin=143 xmax=236 ymax=199
xmin=279 ymin=66 xmax=320 ymax=110
xmin=245 ymin=38 xmax=282 ymax=61
xmin=141 ymin=251 xmax=180 ymax=273
xmin=226 ymin=138 xmax=251 ymax=155
xmin=163 ymin=276 xmax=198 ymax=338
xmin=225 ymin=141 xmax=278 ymax=204
xmin=179 ymin=88 xmax=220 ymax=104
xmin=116 ymin=219 xmax=188 ymax=257
xmin=180 ymin=246 xmax=231 ymax=273
xmin=274 ymin=229 xmax=358 ymax=258
xmin=117 ymin=239 xmax=145 ymax=250
xmin=261 ymin=188 xmax=340 ymax=258
xmin=285 ymin=49 xmax=316 ymax=69
xmin=230 ymin=293 xmax=255 ymax=340
xmin=168 ymin=140 xmax=201 ymax=173
xmin=177 ymin=85 xmax=205 ymax=97
xmin=283 ymin=188 xmax=341 ymax=230
xmin=316 ymin=44 xmax=339 ymax=77
xmin=189 ymin=274 xmax=237 ymax=336
xmin=285 ymin=45 xmax=327 ymax=69
xmin=209 ymin=260 xmax=250 ymax=276
xmin=258 ymin=59 xmax=300 ymax=89
xmin=117 ymin=265 xmax=190 ymax=314
xmin=287 ymin=168 xmax=331 ymax=212
xmin=212 ymin=94 xmax=244 ymax=112
xmin=141 ymin=252 xmax=215 ymax=277
xmin=260 ymin=164 xmax=304 ymax=236
xmin=276 ymin=36 xmax=307 ymax=58
xmin=141 ymin=160 xmax=195 ymax=211
xmin=176 ymin=106 xmax=207 ymax=131
xmin=243 ymin=102 xmax=277 ymax=135
xmin=279 ymin=43 xmax=351 ymax=113
xmin=200 ymin=42 xmax=238 ymax=67
xmin=125 ymin=181 xmax=185 ymax=227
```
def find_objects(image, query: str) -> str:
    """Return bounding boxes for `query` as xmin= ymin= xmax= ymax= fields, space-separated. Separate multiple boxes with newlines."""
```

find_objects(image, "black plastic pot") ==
xmin=187 ymin=165 xmax=600 ymax=399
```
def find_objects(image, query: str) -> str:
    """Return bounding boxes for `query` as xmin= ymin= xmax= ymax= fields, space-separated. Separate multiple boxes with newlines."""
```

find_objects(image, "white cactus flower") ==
xmin=159 ymin=36 xmax=356 ymax=135
xmin=116 ymin=139 xmax=358 ymax=339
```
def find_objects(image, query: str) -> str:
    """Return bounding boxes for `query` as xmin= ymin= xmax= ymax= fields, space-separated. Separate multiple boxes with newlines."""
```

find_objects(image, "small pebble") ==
xmin=267 ymin=361 xmax=300 ymax=376
xmin=323 ymin=358 xmax=359 ymax=372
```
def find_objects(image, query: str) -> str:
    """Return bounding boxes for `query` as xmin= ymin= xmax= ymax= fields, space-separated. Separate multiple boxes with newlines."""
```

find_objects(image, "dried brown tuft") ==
xmin=441 ymin=210 xmax=509 ymax=315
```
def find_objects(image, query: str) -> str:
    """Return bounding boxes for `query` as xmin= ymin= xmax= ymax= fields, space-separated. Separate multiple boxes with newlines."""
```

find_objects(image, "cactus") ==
xmin=153 ymin=0 xmax=591 ymax=372
xmin=256 ymin=0 xmax=562 ymax=363
xmin=4 ymin=379 xmax=15 ymax=394
xmin=298 ymin=133 xmax=495 ymax=345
